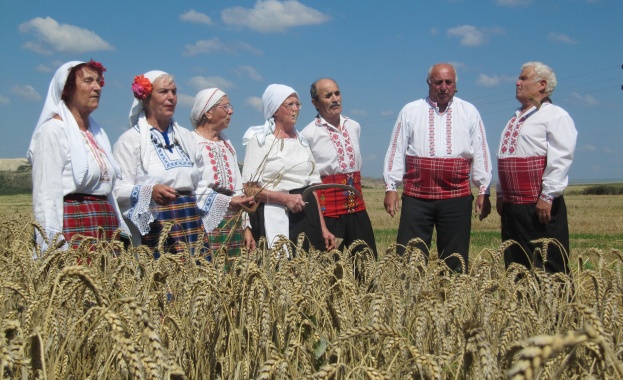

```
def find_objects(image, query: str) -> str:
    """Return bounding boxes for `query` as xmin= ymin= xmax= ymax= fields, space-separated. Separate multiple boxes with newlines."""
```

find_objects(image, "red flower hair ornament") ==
xmin=132 ymin=75 xmax=153 ymax=100
xmin=86 ymin=59 xmax=106 ymax=87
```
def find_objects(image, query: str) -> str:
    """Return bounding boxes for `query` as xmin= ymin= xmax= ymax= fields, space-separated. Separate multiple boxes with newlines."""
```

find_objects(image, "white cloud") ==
xmin=19 ymin=17 xmax=113 ymax=54
xmin=578 ymin=144 xmax=597 ymax=152
xmin=221 ymin=0 xmax=330 ymax=33
xmin=246 ymin=96 xmax=263 ymax=113
xmin=183 ymin=38 xmax=263 ymax=57
xmin=568 ymin=92 xmax=598 ymax=107
xmin=187 ymin=76 xmax=235 ymax=91
xmin=35 ymin=64 xmax=52 ymax=73
xmin=476 ymin=73 xmax=515 ymax=87
xmin=380 ymin=110 xmax=394 ymax=117
xmin=235 ymin=66 xmax=263 ymax=81
xmin=179 ymin=10 xmax=213 ymax=25
xmin=0 ymin=95 xmax=9 ymax=106
xmin=547 ymin=32 xmax=577 ymax=45
xmin=494 ymin=0 xmax=532 ymax=6
xmin=447 ymin=25 xmax=503 ymax=47
xmin=177 ymin=93 xmax=195 ymax=108
xmin=349 ymin=109 xmax=368 ymax=117
xmin=10 ymin=85 xmax=41 ymax=101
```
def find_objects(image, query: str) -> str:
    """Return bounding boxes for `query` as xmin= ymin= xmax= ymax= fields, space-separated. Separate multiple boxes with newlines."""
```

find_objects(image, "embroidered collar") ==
xmin=426 ymin=97 xmax=454 ymax=114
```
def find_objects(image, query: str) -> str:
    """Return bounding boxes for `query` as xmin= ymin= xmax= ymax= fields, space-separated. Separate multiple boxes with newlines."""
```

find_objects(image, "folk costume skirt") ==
xmin=63 ymin=193 xmax=119 ymax=249
xmin=141 ymin=194 xmax=210 ymax=258
xmin=206 ymin=209 xmax=244 ymax=257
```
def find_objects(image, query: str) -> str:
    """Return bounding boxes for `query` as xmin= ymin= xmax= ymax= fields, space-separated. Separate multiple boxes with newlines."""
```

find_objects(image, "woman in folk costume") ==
xmin=113 ymin=70 xmax=210 ymax=258
xmin=28 ymin=60 xmax=130 ymax=253
xmin=242 ymin=84 xmax=336 ymax=255
xmin=190 ymin=88 xmax=256 ymax=256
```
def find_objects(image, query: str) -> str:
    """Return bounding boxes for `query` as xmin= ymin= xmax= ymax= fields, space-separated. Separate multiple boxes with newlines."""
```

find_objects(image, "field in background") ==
xmin=2 ymin=184 xmax=622 ymax=256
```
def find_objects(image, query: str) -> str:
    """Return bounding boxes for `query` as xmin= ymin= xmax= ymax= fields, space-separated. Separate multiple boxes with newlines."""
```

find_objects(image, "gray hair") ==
xmin=426 ymin=63 xmax=458 ymax=85
xmin=522 ymin=61 xmax=557 ymax=95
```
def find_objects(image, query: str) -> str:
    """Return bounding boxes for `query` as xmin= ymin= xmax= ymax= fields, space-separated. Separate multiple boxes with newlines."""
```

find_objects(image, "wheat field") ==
xmin=0 ymin=188 xmax=621 ymax=379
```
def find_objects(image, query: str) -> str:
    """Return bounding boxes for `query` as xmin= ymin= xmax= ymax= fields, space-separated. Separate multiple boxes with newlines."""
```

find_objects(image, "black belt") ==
xmin=175 ymin=190 xmax=193 ymax=197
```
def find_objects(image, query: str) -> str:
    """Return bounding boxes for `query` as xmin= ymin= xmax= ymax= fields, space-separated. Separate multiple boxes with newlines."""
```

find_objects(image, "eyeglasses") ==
xmin=217 ymin=103 xmax=234 ymax=112
xmin=282 ymin=101 xmax=302 ymax=110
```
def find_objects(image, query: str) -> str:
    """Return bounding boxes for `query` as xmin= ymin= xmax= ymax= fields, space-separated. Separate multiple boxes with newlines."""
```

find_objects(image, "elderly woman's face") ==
xmin=207 ymin=95 xmax=233 ymax=130
xmin=145 ymin=76 xmax=177 ymax=122
xmin=274 ymin=94 xmax=301 ymax=128
xmin=68 ymin=66 xmax=102 ymax=114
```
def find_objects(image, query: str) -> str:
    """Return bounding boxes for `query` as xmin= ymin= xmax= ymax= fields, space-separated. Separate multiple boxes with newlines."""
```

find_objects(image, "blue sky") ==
xmin=1 ymin=0 xmax=622 ymax=182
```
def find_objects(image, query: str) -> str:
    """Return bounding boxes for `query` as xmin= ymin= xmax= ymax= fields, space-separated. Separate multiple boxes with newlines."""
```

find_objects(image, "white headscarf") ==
xmin=242 ymin=84 xmax=306 ymax=146
xmin=27 ymin=61 xmax=121 ymax=185
xmin=190 ymin=88 xmax=226 ymax=128
xmin=128 ymin=70 xmax=193 ymax=172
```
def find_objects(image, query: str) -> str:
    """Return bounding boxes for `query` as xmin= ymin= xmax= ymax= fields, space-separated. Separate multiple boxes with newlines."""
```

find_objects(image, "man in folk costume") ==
xmin=301 ymin=78 xmax=377 ymax=259
xmin=496 ymin=61 xmax=577 ymax=274
xmin=383 ymin=63 xmax=492 ymax=273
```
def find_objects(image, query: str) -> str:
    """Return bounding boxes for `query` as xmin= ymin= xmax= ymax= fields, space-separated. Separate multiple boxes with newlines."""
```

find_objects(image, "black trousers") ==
xmin=501 ymin=196 xmax=570 ymax=274
xmin=324 ymin=210 xmax=378 ymax=260
xmin=397 ymin=194 xmax=473 ymax=272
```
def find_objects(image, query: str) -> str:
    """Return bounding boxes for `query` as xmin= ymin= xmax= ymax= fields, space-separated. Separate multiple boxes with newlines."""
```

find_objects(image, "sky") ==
xmin=1 ymin=0 xmax=622 ymax=182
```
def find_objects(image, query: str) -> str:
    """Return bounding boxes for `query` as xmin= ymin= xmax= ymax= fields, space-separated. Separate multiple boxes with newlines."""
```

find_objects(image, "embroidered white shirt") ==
xmin=496 ymin=103 xmax=577 ymax=200
xmin=301 ymin=114 xmax=363 ymax=176
xmin=383 ymin=96 xmax=492 ymax=195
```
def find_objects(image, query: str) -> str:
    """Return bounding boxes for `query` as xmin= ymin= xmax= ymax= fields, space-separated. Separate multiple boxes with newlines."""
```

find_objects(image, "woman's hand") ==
xmin=244 ymin=227 xmax=256 ymax=250
xmin=285 ymin=194 xmax=306 ymax=213
xmin=152 ymin=184 xmax=178 ymax=205
xmin=229 ymin=195 xmax=256 ymax=211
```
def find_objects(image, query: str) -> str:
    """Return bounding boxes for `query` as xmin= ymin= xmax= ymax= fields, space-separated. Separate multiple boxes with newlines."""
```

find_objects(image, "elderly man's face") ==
xmin=312 ymin=79 xmax=342 ymax=123
xmin=515 ymin=67 xmax=546 ymax=107
xmin=428 ymin=64 xmax=456 ymax=108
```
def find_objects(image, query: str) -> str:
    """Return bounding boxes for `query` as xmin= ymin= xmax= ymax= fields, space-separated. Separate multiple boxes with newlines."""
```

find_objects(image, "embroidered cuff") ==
xmin=539 ymin=192 xmax=554 ymax=203
xmin=201 ymin=192 xmax=230 ymax=232
xmin=126 ymin=184 xmax=156 ymax=235
xmin=385 ymin=182 xmax=397 ymax=192
xmin=479 ymin=185 xmax=489 ymax=195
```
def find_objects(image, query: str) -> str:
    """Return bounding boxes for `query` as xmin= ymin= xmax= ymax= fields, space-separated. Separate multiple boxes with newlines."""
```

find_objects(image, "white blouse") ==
xmin=192 ymin=131 xmax=248 ymax=232
xmin=32 ymin=119 xmax=118 ymax=248
xmin=113 ymin=125 xmax=207 ymax=244
xmin=242 ymin=132 xmax=321 ymax=248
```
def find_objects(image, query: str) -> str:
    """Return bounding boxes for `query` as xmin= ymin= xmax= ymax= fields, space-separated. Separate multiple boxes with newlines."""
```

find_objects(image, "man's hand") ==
xmin=384 ymin=191 xmax=400 ymax=217
xmin=475 ymin=194 xmax=491 ymax=221
xmin=536 ymin=198 xmax=552 ymax=224
xmin=322 ymin=227 xmax=336 ymax=251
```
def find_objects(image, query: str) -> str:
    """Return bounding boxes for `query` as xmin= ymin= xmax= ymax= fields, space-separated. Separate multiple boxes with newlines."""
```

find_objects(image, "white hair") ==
xmin=522 ymin=61 xmax=557 ymax=95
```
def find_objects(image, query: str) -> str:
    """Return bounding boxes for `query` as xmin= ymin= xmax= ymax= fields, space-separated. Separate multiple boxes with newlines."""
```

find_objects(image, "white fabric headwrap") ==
xmin=128 ymin=70 xmax=192 ymax=172
xmin=27 ymin=61 xmax=121 ymax=185
xmin=242 ymin=84 xmax=306 ymax=146
xmin=190 ymin=88 xmax=226 ymax=128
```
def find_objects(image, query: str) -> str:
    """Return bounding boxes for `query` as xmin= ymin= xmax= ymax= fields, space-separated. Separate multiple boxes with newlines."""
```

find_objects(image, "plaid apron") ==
xmin=63 ymin=193 xmax=119 ymax=248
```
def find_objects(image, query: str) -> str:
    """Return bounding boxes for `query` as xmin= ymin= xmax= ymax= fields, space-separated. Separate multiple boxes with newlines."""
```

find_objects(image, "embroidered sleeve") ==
xmin=125 ymin=185 xmax=156 ymax=235
xmin=198 ymin=190 xmax=232 ymax=232
xmin=383 ymin=109 xmax=408 ymax=191
xmin=469 ymin=112 xmax=493 ymax=195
